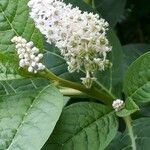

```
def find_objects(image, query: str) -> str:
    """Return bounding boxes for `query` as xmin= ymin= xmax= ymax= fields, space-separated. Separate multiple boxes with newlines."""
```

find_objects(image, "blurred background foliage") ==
xmin=84 ymin=0 xmax=150 ymax=44
xmin=117 ymin=0 xmax=150 ymax=44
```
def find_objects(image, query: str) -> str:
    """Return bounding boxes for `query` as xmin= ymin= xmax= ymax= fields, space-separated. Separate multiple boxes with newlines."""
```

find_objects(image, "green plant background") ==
xmin=0 ymin=0 xmax=149 ymax=150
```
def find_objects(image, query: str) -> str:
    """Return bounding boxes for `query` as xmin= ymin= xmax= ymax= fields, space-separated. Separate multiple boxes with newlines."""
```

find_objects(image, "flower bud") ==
xmin=112 ymin=99 xmax=124 ymax=111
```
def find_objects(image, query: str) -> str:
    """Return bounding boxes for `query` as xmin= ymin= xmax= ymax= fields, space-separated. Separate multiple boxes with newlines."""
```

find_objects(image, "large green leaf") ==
xmin=123 ymin=44 xmax=150 ymax=73
xmin=124 ymin=52 xmax=150 ymax=104
xmin=94 ymin=0 xmax=127 ymax=27
xmin=106 ymin=117 xmax=150 ymax=150
xmin=0 ymin=0 xmax=43 ymax=52
xmin=42 ymin=102 xmax=118 ymax=150
xmin=44 ymin=0 xmax=124 ymax=99
xmin=0 ymin=85 xmax=63 ymax=150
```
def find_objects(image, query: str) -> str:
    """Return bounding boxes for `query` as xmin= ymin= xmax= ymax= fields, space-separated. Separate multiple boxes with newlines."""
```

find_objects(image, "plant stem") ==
xmin=124 ymin=116 xmax=136 ymax=150
xmin=59 ymin=88 xmax=85 ymax=97
xmin=39 ymin=69 xmax=114 ymax=105
xmin=84 ymin=0 xmax=92 ymax=5
xmin=92 ymin=0 xmax=96 ymax=10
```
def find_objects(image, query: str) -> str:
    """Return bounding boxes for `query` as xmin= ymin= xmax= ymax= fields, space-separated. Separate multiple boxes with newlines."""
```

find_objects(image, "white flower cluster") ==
xmin=28 ymin=0 xmax=112 ymax=88
xmin=112 ymin=99 xmax=124 ymax=111
xmin=11 ymin=36 xmax=45 ymax=73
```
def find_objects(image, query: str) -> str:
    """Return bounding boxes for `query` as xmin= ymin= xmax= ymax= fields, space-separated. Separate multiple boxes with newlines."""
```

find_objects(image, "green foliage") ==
xmin=0 ymin=78 xmax=49 ymax=96
xmin=123 ymin=44 xmax=150 ymax=73
xmin=0 ymin=0 xmax=149 ymax=149
xmin=107 ymin=117 xmax=150 ymax=150
xmin=116 ymin=98 xmax=139 ymax=117
xmin=117 ymin=0 xmax=150 ymax=44
xmin=42 ymin=102 xmax=118 ymax=150
xmin=124 ymin=52 xmax=150 ymax=104
xmin=94 ymin=0 xmax=127 ymax=26
xmin=0 ymin=0 xmax=44 ymax=81
xmin=0 ymin=85 xmax=63 ymax=150
xmin=0 ymin=0 xmax=43 ymax=52
xmin=0 ymin=52 xmax=22 ymax=80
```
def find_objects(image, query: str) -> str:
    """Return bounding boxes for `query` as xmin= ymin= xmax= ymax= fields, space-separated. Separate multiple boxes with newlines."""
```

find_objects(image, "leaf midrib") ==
xmin=6 ymin=85 xmax=50 ymax=150
xmin=0 ymin=5 xmax=19 ymax=36
xmin=55 ymin=110 xmax=115 ymax=146
xmin=128 ymin=81 xmax=150 ymax=100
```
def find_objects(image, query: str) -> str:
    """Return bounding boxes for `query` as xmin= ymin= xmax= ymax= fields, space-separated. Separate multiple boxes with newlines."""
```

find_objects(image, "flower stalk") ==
xmin=124 ymin=116 xmax=136 ymax=150
xmin=39 ymin=69 xmax=114 ymax=105
xmin=84 ymin=0 xmax=92 ymax=5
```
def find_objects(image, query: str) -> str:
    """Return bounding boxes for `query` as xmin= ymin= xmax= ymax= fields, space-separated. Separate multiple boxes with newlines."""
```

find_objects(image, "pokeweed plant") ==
xmin=0 ymin=0 xmax=149 ymax=150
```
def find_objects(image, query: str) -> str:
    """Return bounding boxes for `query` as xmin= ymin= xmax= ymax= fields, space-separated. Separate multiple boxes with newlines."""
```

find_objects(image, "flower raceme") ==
xmin=11 ymin=36 xmax=45 ymax=73
xmin=28 ymin=0 xmax=112 ymax=88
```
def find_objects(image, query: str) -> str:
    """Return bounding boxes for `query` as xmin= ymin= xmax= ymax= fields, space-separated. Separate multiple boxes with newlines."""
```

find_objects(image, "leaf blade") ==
xmin=0 ymin=85 xmax=63 ymax=150
xmin=106 ymin=117 xmax=150 ymax=150
xmin=43 ymin=102 xmax=118 ymax=150
xmin=124 ymin=52 xmax=150 ymax=104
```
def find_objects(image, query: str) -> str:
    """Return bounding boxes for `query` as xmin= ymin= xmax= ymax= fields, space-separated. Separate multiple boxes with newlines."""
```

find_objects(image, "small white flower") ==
xmin=11 ymin=36 xmax=45 ymax=73
xmin=112 ymin=99 xmax=124 ymax=111
xmin=19 ymin=54 xmax=24 ymax=59
xmin=38 ymin=53 xmax=43 ymax=59
xmin=30 ymin=54 xmax=35 ymax=59
xmin=32 ymin=47 xmax=39 ymax=53
xmin=19 ymin=59 xmax=26 ymax=67
xmin=38 ymin=63 xmax=45 ymax=70
xmin=31 ymin=61 xmax=36 ymax=67
xmin=28 ymin=66 xmax=34 ymax=72
xmin=34 ymin=57 xmax=40 ymax=62
xmin=26 ymin=41 xmax=34 ymax=47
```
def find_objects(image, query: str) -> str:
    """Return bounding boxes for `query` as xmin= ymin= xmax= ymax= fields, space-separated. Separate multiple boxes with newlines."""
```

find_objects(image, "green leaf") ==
xmin=0 ymin=85 xmax=63 ymax=150
xmin=140 ymin=102 xmax=150 ymax=117
xmin=0 ymin=0 xmax=43 ymax=52
xmin=124 ymin=52 xmax=150 ymax=104
xmin=0 ymin=52 xmax=22 ymax=81
xmin=106 ymin=117 xmax=150 ymax=150
xmin=116 ymin=98 xmax=139 ymax=117
xmin=0 ymin=78 xmax=49 ymax=96
xmin=42 ymin=102 xmax=118 ymax=150
xmin=94 ymin=0 xmax=127 ymax=26
xmin=123 ymin=44 xmax=150 ymax=73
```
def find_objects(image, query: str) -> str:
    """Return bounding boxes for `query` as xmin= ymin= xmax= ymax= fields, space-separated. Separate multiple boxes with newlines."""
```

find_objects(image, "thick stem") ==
xmin=124 ymin=116 xmax=136 ymax=150
xmin=39 ymin=69 xmax=114 ymax=105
